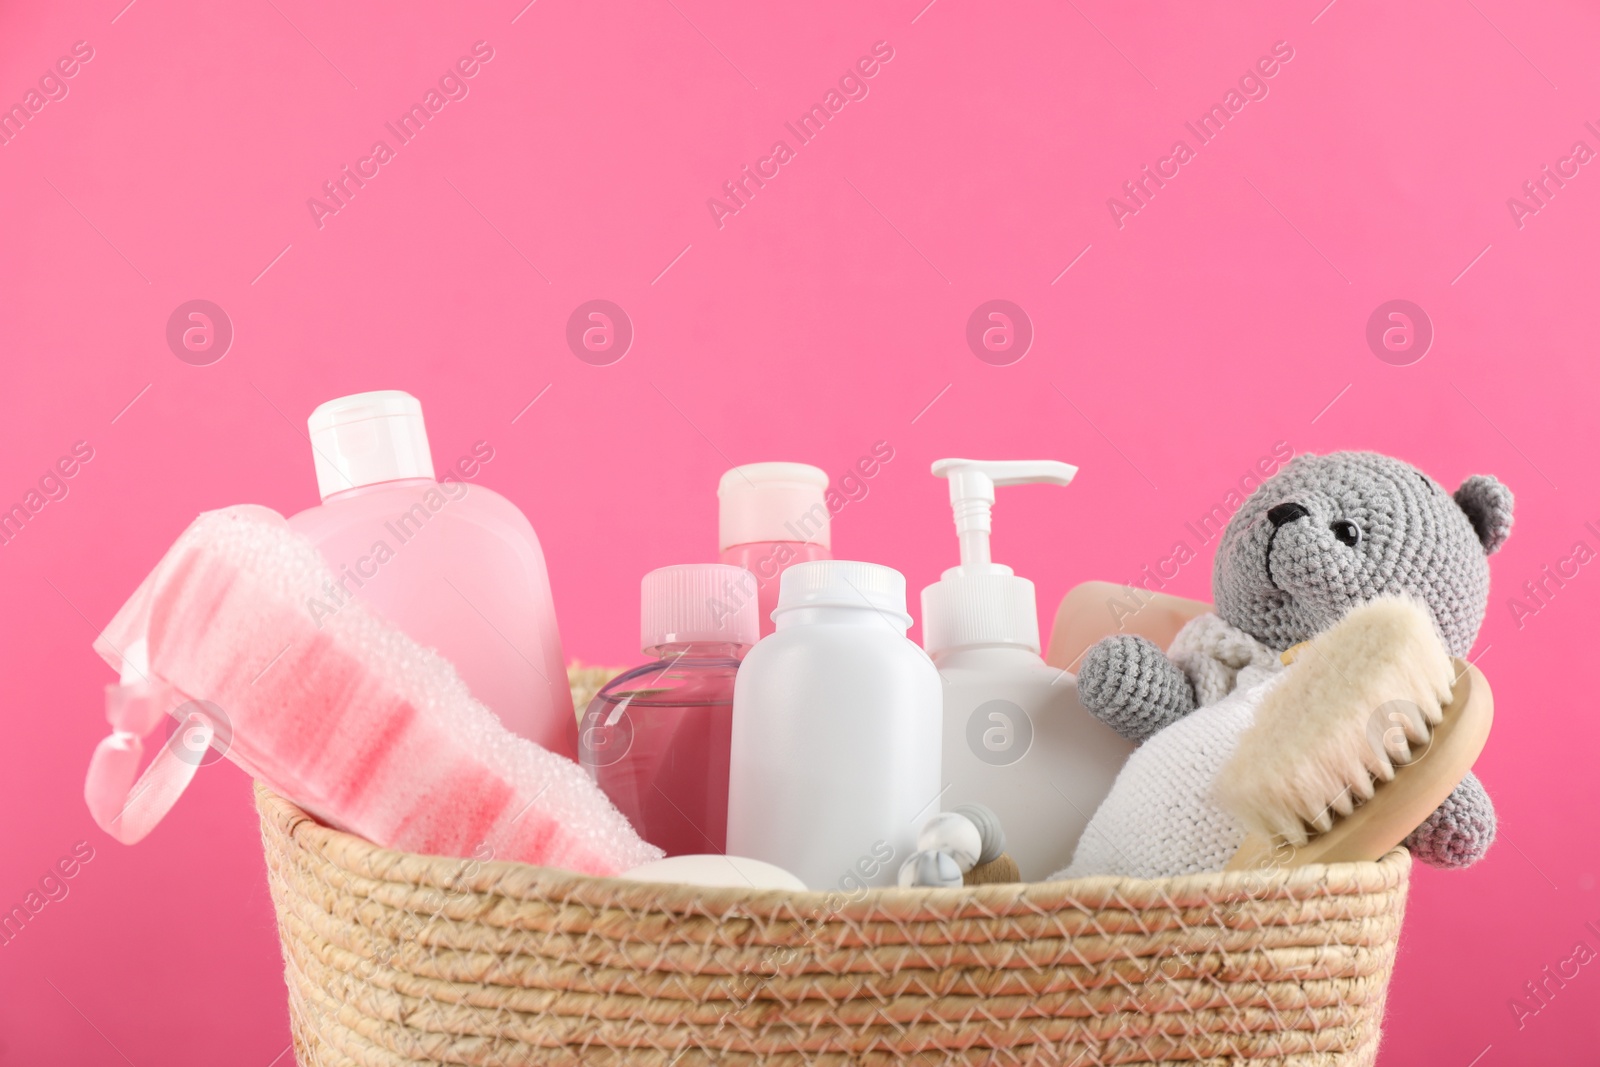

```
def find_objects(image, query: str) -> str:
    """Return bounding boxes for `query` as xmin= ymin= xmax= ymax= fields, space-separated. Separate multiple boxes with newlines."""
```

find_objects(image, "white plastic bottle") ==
xmin=921 ymin=459 xmax=1134 ymax=880
xmin=726 ymin=561 xmax=941 ymax=891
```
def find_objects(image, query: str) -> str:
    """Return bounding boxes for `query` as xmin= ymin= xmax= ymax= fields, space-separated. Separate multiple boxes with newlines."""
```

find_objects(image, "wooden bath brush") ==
xmin=1219 ymin=596 xmax=1494 ymax=872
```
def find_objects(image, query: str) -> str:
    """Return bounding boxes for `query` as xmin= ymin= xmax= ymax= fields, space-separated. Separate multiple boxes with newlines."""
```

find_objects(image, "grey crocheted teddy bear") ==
xmin=1077 ymin=451 xmax=1513 ymax=869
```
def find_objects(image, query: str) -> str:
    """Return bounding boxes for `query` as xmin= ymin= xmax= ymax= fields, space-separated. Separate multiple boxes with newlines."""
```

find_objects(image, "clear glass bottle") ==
xmin=579 ymin=565 xmax=758 ymax=856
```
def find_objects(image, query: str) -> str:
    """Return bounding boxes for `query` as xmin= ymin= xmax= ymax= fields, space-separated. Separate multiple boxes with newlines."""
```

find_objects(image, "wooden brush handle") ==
xmin=1226 ymin=658 xmax=1493 ymax=872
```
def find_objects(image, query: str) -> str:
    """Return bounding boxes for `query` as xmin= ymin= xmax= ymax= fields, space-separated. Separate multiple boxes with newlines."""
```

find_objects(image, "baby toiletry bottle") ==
xmin=921 ymin=459 xmax=1134 ymax=880
xmin=726 ymin=560 xmax=941 ymax=891
xmin=717 ymin=463 xmax=831 ymax=637
xmin=578 ymin=564 xmax=758 ymax=856
xmin=287 ymin=390 xmax=578 ymax=759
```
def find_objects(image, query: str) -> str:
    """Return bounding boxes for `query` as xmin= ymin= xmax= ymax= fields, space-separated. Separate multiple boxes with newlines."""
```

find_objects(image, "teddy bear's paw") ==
xmin=1078 ymin=634 xmax=1196 ymax=745
xmin=1404 ymin=771 xmax=1496 ymax=869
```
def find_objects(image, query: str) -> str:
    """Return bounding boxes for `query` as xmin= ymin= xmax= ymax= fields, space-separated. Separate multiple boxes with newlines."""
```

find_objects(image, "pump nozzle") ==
xmin=931 ymin=459 xmax=1077 ymax=573
xmin=922 ymin=458 xmax=1077 ymax=656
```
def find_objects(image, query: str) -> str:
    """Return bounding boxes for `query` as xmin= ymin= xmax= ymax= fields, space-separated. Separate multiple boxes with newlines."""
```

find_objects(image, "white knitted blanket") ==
xmin=1058 ymin=615 xmax=1284 ymax=880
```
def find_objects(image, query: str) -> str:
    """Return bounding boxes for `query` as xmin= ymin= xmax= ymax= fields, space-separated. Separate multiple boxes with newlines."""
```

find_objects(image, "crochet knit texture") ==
xmin=1060 ymin=615 xmax=1282 ymax=879
xmin=1072 ymin=451 xmax=1510 ymax=874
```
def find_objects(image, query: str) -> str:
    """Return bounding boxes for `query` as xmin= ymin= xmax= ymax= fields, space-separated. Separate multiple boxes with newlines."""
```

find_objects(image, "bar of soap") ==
xmin=621 ymin=854 xmax=807 ymax=891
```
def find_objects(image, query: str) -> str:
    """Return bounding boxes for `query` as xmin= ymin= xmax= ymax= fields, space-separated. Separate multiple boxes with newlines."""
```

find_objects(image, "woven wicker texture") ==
xmin=257 ymin=673 xmax=1410 ymax=1067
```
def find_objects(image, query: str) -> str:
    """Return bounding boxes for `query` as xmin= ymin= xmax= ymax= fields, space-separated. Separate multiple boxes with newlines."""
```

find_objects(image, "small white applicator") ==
xmin=1218 ymin=595 xmax=1493 ymax=871
xmin=898 ymin=804 xmax=1021 ymax=887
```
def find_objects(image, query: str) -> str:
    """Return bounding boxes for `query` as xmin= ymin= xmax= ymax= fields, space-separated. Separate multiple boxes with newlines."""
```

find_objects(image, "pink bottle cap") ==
xmin=641 ymin=564 xmax=760 ymax=653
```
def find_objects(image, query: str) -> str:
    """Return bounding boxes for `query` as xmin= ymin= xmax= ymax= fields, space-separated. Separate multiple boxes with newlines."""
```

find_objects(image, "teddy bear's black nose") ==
xmin=1266 ymin=502 xmax=1311 ymax=528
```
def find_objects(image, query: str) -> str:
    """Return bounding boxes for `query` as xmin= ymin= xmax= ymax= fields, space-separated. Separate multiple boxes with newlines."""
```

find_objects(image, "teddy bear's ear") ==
xmin=1453 ymin=475 xmax=1514 ymax=554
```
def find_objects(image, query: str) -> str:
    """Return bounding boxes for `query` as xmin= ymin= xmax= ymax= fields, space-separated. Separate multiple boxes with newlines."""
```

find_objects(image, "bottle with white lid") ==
xmin=286 ymin=390 xmax=577 ymax=759
xmin=578 ymin=564 xmax=759 ymax=857
xmin=921 ymin=459 xmax=1134 ymax=880
xmin=726 ymin=560 xmax=941 ymax=891
xmin=717 ymin=463 xmax=831 ymax=637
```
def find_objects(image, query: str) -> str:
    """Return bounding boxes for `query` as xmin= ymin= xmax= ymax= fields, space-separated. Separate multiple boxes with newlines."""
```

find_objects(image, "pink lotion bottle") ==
xmin=286 ymin=391 xmax=577 ymax=759
xmin=578 ymin=564 xmax=759 ymax=856
xmin=717 ymin=463 xmax=831 ymax=637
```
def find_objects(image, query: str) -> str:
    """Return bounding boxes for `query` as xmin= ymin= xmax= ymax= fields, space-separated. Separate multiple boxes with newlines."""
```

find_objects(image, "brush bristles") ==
xmin=1216 ymin=596 xmax=1457 ymax=847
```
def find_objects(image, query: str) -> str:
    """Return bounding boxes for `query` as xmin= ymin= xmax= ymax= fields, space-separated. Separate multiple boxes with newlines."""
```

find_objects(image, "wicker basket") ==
xmin=257 ymin=674 xmax=1412 ymax=1067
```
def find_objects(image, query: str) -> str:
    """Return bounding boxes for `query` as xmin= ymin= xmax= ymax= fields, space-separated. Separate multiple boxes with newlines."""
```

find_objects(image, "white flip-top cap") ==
xmin=307 ymin=390 xmax=436 ymax=500
xmin=776 ymin=560 xmax=911 ymax=629
xmin=718 ymin=463 xmax=830 ymax=551
xmin=920 ymin=459 xmax=1077 ymax=656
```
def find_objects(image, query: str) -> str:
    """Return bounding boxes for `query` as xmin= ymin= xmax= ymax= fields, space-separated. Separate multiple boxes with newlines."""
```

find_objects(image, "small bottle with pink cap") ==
xmin=578 ymin=564 xmax=759 ymax=856
xmin=717 ymin=463 xmax=832 ymax=637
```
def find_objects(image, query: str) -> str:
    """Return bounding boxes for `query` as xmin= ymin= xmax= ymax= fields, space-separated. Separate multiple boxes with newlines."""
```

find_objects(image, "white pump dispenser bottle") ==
xmin=920 ymin=459 xmax=1134 ymax=880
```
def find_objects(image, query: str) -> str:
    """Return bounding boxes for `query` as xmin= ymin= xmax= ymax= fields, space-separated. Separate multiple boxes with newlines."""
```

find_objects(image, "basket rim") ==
xmin=255 ymin=784 xmax=1410 ymax=919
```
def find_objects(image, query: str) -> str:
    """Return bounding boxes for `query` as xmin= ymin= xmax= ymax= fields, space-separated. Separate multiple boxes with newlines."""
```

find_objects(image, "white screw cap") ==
xmin=640 ymin=564 xmax=759 ymax=654
xmin=775 ymin=560 xmax=910 ymax=629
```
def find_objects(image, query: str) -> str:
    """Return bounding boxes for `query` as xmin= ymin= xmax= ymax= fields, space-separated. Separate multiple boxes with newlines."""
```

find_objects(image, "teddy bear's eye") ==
xmin=1331 ymin=519 xmax=1362 ymax=547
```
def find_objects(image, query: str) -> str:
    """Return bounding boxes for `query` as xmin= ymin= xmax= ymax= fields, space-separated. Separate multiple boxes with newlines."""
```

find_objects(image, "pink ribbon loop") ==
xmin=84 ymin=683 xmax=211 ymax=845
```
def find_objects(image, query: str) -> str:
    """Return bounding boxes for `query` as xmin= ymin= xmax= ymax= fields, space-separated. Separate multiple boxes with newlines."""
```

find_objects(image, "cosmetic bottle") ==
xmin=578 ymin=564 xmax=758 ymax=856
xmin=920 ymin=459 xmax=1134 ymax=880
xmin=717 ymin=463 xmax=831 ymax=637
xmin=726 ymin=560 xmax=941 ymax=891
xmin=287 ymin=390 xmax=577 ymax=759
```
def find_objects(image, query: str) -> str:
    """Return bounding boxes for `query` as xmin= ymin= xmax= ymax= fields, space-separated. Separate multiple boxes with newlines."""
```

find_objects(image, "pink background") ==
xmin=2 ymin=0 xmax=1598 ymax=1062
